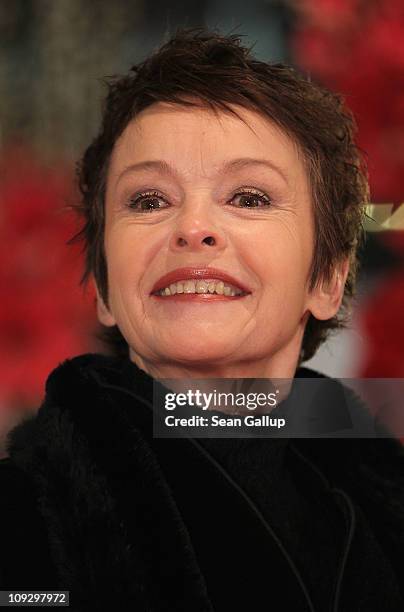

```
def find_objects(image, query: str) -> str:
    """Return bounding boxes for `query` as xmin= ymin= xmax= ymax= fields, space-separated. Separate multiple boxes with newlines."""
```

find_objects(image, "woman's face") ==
xmin=99 ymin=102 xmax=343 ymax=378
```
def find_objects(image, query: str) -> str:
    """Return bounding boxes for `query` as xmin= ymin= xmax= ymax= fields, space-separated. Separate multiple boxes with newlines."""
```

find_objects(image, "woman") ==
xmin=1 ymin=28 xmax=403 ymax=611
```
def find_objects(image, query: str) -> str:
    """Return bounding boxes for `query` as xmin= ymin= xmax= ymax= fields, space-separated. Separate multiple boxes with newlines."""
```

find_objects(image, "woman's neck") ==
xmin=128 ymin=341 xmax=301 ymax=413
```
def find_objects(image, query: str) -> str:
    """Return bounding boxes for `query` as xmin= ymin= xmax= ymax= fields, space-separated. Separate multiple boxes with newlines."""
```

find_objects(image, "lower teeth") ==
xmin=158 ymin=290 xmax=242 ymax=296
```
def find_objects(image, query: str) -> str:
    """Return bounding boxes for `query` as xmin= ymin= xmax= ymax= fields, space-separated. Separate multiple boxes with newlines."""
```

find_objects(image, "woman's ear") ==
xmin=307 ymin=258 xmax=350 ymax=321
xmin=95 ymin=284 xmax=116 ymax=327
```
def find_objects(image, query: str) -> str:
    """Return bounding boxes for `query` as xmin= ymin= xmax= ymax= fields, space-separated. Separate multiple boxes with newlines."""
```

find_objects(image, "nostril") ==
xmin=175 ymin=235 xmax=216 ymax=247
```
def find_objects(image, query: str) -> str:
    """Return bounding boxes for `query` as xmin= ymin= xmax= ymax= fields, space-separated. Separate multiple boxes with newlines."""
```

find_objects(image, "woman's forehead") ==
xmin=108 ymin=102 xmax=304 ymax=184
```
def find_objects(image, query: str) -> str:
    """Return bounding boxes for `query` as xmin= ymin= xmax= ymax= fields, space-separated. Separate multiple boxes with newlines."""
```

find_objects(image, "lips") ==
xmin=150 ymin=267 xmax=252 ymax=295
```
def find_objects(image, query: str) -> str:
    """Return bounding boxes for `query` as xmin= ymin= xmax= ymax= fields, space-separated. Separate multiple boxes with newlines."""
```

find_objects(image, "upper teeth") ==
xmin=157 ymin=279 xmax=245 ymax=296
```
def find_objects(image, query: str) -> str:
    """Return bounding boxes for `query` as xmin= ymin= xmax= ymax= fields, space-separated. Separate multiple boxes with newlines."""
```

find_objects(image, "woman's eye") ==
xmin=127 ymin=191 xmax=168 ymax=212
xmin=230 ymin=189 xmax=272 ymax=208
xmin=126 ymin=188 xmax=271 ymax=211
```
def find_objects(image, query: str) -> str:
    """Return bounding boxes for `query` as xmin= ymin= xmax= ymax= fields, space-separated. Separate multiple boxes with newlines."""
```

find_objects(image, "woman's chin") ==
xmin=157 ymin=340 xmax=235 ymax=368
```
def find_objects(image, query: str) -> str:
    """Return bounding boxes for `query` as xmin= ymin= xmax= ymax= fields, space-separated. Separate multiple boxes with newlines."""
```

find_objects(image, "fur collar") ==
xmin=6 ymin=353 xmax=404 ymax=611
xmin=8 ymin=354 xmax=214 ymax=610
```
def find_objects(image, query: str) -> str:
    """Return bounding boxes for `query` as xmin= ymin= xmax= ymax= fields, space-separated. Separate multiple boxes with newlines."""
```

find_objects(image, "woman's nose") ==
xmin=169 ymin=216 xmax=227 ymax=253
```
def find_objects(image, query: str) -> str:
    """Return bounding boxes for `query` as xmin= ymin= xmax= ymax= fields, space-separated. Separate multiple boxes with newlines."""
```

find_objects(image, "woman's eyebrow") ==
xmin=115 ymin=157 xmax=289 ymax=187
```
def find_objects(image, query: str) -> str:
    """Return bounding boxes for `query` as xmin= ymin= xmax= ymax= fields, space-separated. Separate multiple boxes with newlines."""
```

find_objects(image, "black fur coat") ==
xmin=0 ymin=353 xmax=403 ymax=611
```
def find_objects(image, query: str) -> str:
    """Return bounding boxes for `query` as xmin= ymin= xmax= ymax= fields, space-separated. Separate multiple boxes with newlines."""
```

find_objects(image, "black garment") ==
xmin=0 ymin=353 xmax=403 ymax=611
xmin=196 ymin=437 xmax=344 ymax=611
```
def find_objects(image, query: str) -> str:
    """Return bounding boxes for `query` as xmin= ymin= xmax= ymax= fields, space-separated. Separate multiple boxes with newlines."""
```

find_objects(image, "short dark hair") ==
xmin=74 ymin=27 xmax=368 ymax=363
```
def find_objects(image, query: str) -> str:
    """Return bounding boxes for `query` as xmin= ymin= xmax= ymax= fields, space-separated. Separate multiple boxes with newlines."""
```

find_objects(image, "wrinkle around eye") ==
xmin=111 ymin=179 xmax=178 ymax=211
xmin=109 ymin=178 xmax=293 ymax=217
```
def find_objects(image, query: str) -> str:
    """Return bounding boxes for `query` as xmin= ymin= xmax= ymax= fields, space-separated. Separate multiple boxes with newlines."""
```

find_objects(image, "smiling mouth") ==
xmin=152 ymin=279 xmax=249 ymax=298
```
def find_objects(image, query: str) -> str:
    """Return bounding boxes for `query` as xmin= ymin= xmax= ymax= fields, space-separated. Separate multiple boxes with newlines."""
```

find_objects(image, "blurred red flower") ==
xmin=0 ymin=145 xmax=96 ymax=410
xmin=360 ymin=271 xmax=404 ymax=377
xmin=293 ymin=0 xmax=404 ymax=201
